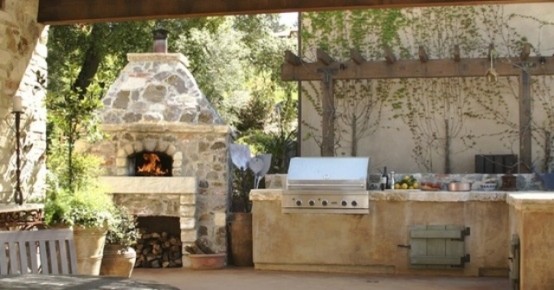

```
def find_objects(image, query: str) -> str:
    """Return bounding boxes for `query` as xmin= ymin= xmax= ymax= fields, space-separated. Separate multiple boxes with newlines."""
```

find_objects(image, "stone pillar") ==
xmin=0 ymin=0 xmax=47 ymax=203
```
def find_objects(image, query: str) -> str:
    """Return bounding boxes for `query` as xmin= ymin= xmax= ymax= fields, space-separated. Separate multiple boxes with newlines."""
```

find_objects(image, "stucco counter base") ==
xmin=251 ymin=189 xmax=510 ymax=277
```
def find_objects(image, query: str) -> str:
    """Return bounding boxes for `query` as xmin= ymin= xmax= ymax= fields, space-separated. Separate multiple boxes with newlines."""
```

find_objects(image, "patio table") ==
xmin=0 ymin=273 xmax=179 ymax=289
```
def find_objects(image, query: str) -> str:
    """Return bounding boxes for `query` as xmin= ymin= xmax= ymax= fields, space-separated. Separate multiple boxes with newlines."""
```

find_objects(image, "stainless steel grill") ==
xmin=282 ymin=157 xmax=370 ymax=214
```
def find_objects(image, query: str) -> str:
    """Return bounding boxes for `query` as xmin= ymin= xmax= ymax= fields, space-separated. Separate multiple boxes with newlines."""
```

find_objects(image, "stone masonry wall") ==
xmin=0 ymin=0 xmax=47 ymax=203
xmin=88 ymin=52 xmax=231 ymax=252
xmin=89 ymin=123 xmax=230 ymax=252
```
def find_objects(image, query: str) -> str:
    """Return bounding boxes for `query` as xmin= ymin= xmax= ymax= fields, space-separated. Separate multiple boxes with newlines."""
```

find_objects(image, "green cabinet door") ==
xmin=410 ymin=225 xmax=470 ymax=268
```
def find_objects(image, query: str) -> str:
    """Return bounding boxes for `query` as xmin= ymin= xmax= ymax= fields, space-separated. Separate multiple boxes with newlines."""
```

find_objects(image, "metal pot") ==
xmin=448 ymin=182 xmax=471 ymax=192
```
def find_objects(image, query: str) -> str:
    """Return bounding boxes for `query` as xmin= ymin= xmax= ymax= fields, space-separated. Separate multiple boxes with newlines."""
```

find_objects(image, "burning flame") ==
xmin=137 ymin=153 xmax=168 ymax=176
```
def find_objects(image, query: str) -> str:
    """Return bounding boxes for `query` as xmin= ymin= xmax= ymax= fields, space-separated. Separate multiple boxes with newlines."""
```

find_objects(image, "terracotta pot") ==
xmin=187 ymin=253 xmax=226 ymax=270
xmin=228 ymin=212 xmax=253 ymax=267
xmin=100 ymin=244 xmax=136 ymax=278
xmin=73 ymin=226 xmax=108 ymax=275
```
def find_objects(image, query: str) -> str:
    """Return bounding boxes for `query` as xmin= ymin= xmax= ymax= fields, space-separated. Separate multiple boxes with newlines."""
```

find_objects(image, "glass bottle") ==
xmin=389 ymin=171 xmax=395 ymax=190
xmin=381 ymin=166 xmax=388 ymax=191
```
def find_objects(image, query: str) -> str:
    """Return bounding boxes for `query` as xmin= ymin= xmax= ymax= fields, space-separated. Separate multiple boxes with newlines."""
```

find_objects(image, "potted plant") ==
xmin=100 ymin=206 xmax=138 ymax=278
xmin=44 ymin=80 xmax=112 ymax=275
xmin=228 ymin=143 xmax=271 ymax=266
xmin=44 ymin=149 xmax=114 ymax=275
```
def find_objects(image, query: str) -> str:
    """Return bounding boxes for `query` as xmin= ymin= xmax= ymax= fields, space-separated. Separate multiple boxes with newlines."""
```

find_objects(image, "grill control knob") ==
xmin=351 ymin=200 xmax=358 ymax=207
xmin=296 ymin=200 xmax=302 ymax=206
xmin=341 ymin=200 xmax=348 ymax=207
xmin=321 ymin=200 xmax=328 ymax=206
xmin=308 ymin=200 xmax=315 ymax=206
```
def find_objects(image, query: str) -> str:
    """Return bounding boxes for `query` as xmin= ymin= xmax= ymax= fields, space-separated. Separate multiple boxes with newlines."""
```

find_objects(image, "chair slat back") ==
xmin=0 ymin=229 xmax=78 ymax=275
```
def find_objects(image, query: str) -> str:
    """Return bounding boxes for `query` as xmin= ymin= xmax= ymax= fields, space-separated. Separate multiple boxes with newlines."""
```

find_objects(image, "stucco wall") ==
xmin=299 ymin=3 xmax=554 ymax=174
xmin=0 ymin=0 xmax=47 ymax=203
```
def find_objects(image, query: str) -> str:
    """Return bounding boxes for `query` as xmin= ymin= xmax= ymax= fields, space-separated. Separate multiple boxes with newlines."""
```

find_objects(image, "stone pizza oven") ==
xmin=89 ymin=52 xmax=231 ymax=267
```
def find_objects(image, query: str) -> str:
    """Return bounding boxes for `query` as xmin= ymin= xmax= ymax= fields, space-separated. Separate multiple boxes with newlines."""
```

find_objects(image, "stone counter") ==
xmin=507 ymin=192 xmax=554 ymax=289
xmin=251 ymin=189 xmax=510 ymax=277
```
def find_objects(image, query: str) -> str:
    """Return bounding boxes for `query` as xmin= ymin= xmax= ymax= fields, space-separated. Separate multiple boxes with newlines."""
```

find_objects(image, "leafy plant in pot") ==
xmin=44 ymin=174 xmax=114 ymax=276
xmin=100 ymin=206 xmax=138 ymax=278
xmin=44 ymin=77 xmax=112 ymax=275
xmin=228 ymin=143 xmax=271 ymax=266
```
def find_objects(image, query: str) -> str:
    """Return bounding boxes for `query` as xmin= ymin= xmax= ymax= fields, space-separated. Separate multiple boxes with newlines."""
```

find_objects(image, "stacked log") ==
xmin=134 ymin=229 xmax=182 ymax=268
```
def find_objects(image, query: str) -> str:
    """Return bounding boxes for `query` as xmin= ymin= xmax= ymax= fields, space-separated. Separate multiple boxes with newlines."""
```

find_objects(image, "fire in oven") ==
xmin=282 ymin=157 xmax=370 ymax=214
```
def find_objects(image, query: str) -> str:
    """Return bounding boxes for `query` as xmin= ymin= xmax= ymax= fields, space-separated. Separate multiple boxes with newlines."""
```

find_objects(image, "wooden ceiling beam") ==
xmin=38 ymin=0 xmax=553 ymax=25
xmin=281 ymin=56 xmax=554 ymax=81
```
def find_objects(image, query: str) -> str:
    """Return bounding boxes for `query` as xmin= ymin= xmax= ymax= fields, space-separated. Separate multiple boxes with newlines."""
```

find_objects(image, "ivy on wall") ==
xmin=300 ymin=5 xmax=554 ymax=173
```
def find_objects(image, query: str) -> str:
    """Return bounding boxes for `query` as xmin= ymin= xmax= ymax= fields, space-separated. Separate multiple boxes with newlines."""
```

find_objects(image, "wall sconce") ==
xmin=12 ymin=95 xmax=23 ymax=205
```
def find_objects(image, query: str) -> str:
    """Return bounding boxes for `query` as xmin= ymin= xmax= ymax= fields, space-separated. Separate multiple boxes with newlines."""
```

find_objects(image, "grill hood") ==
xmin=286 ymin=157 xmax=370 ymax=191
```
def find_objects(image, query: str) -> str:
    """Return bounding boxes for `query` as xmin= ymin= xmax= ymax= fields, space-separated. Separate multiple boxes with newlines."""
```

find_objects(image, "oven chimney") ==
xmin=153 ymin=28 xmax=169 ymax=53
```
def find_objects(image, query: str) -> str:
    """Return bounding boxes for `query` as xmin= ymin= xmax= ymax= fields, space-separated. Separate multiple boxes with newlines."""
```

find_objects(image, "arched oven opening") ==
xmin=128 ymin=151 xmax=173 ymax=177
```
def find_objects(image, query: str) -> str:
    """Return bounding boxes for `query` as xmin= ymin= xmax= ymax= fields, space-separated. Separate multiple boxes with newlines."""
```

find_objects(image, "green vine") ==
xmin=300 ymin=5 xmax=554 ymax=173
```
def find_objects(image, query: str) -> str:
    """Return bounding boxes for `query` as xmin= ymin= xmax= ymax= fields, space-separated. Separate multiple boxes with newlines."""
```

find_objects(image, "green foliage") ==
xmin=299 ymin=6 xmax=554 ymax=172
xmin=66 ymin=187 xmax=113 ymax=228
xmin=46 ymin=81 xmax=104 ymax=191
xmin=106 ymin=207 xmax=138 ymax=248
xmin=238 ymin=94 xmax=298 ymax=173
xmin=302 ymin=10 xmax=405 ymax=58
xmin=44 ymin=152 xmax=114 ymax=228
xmin=230 ymin=167 xmax=255 ymax=212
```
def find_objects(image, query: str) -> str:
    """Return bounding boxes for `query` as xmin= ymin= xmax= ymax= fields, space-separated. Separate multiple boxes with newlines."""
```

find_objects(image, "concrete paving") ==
xmin=131 ymin=267 xmax=511 ymax=290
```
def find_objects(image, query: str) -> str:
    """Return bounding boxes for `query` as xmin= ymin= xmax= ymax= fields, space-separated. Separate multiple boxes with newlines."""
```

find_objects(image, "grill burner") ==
xmin=282 ymin=157 xmax=370 ymax=214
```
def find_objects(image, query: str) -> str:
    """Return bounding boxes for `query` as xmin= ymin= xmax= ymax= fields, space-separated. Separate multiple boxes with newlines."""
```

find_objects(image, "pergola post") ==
xmin=519 ymin=69 xmax=532 ymax=173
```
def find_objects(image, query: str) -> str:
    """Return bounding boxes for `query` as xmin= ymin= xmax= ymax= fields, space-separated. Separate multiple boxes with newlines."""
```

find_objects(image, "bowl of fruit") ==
xmin=394 ymin=175 xmax=419 ymax=190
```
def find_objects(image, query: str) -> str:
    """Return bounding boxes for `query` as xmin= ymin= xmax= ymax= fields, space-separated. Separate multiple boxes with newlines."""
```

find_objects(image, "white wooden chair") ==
xmin=0 ymin=228 xmax=78 ymax=275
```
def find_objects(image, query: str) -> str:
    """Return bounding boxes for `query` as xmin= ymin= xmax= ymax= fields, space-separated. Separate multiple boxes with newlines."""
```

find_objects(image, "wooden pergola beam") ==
xmin=384 ymin=47 xmax=397 ymax=64
xmin=453 ymin=45 xmax=461 ymax=62
xmin=520 ymin=42 xmax=531 ymax=61
xmin=418 ymin=46 xmax=429 ymax=63
xmin=350 ymin=49 xmax=366 ymax=65
xmin=38 ymin=0 xmax=553 ymax=25
xmin=285 ymin=51 xmax=303 ymax=66
xmin=282 ymin=56 xmax=554 ymax=81
xmin=317 ymin=49 xmax=335 ymax=65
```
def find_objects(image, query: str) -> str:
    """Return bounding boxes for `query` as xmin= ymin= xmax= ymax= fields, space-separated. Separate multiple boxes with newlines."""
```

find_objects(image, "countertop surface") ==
xmin=251 ymin=188 xmax=554 ymax=203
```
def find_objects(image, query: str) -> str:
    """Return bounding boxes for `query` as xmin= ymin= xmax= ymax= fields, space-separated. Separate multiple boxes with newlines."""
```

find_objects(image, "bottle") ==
xmin=381 ymin=166 xmax=388 ymax=191
xmin=389 ymin=171 xmax=395 ymax=190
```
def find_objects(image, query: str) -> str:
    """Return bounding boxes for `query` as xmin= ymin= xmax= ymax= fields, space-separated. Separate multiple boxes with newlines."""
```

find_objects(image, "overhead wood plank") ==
xmin=418 ymin=46 xmax=429 ymax=62
xmin=38 ymin=0 xmax=553 ymax=25
xmin=282 ymin=56 xmax=554 ymax=81
xmin=350 ymin=49 xmax=366 ymax=64
xmin=317 ymin=49 xmax=335 ymax=65
xmin=285 ymin=51 xmax=302 ymax=66
xmin=453 ymin=45 xmax=461 ymax=62
xmin=384 ymin=46 xmax=397 ymax=64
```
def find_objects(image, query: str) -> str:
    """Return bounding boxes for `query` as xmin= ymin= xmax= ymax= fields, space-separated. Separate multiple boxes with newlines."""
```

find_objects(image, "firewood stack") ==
xmin=134 ymin=229 xmax=183 ymax=268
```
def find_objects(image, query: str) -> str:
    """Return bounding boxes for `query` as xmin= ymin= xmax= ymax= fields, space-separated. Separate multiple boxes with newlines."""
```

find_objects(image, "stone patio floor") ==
xmin=131 ymin=267 xmax=510 ymax=290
